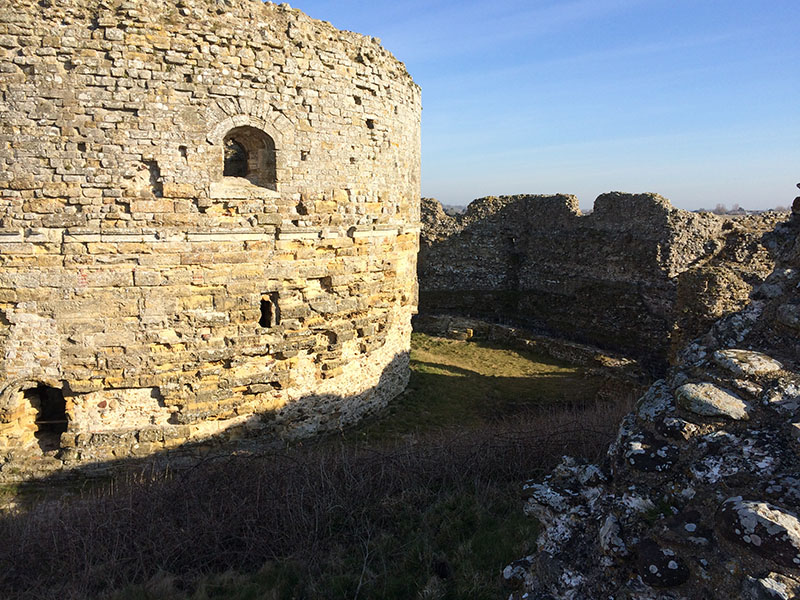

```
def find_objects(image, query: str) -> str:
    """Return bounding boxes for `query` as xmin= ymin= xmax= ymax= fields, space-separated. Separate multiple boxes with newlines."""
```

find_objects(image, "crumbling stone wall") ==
xmin=504 ymin=203 xmax=800 ymax=600
xmin=419 ymin=194 xmax=781 ymax=372
xmin=0 ymin=0 xmax=421 ymax=475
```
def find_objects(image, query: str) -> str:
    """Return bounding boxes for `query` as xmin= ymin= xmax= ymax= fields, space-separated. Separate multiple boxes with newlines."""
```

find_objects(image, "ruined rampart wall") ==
xmin=506 ymin=200 xmax=800 ymax=600
xmin=419 ymin=194 xmax=781 ymax=371
xmin=0 ymin=0 xmax=421 ymax=474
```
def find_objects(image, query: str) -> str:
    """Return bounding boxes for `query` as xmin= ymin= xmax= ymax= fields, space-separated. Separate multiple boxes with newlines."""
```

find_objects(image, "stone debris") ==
xmin=636 ymin=539 xmax=690 ymax=588
xmin=598 ymin=514 xmax=627 ymax=556
xmin=763 ymin=381 xmax=800 ymax=415
xmin=777 ymin=304 xmax=800 ymax=331
xmin=637 ymin=380 xmax=676 ymax=421
xmin=718 ymin=498 xmax=800 ymax=569
xmin=676 ymin=382 xmax=751 ymax=420
xmin=714 ymin=349 xmax=784 ymax=377
xmin=743 ymin=572 xmax=800 ymax=600
xmin=505 ymin=210 xmax=800 ymax=599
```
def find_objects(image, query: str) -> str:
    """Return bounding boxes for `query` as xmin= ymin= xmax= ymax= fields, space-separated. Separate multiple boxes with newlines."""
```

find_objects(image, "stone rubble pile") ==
xmin=505 ymin=209 xmax=800 ymax=599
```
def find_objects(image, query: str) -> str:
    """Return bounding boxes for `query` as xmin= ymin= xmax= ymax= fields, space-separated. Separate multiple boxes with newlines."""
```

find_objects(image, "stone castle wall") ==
xmin=419 ymin=194 xmax=782 ymax=371
xmin=0 ymin=0 xmax=421 ymax=474
xmin=505 ymin=203 xmax=800 ymax=600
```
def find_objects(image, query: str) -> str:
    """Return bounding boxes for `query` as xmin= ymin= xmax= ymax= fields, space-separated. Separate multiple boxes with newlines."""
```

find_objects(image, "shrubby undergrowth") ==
xmin=0 ymin=402 xmax=631 ymax=600
xmin=0 ymin=335 xmax=638 ymax=600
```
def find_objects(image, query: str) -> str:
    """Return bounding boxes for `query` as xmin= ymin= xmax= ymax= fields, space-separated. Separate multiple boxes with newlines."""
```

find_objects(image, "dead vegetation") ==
xmin=0 ymin=336 xmax=639 ymax=600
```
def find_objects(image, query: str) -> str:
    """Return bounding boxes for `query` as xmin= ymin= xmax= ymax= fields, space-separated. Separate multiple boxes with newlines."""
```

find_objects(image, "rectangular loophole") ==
xmin=259 ymin=293 xmax=280 ymax=328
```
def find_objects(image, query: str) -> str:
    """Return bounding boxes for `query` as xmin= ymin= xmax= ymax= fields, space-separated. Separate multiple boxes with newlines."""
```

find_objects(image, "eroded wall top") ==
xmin=419 ymin=193 xmax=783 ymax=371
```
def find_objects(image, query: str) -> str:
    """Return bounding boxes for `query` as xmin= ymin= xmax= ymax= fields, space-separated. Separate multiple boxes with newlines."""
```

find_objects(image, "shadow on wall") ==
xmin=0 ymin=352 xmax=640 ymax=600
xmin=417 ymin=194 xmax=783 ymax=375
xmin=417 ymin=194 xmax=674 ymax=372
xmin=0 ymin=351 xmax=410 ymax=483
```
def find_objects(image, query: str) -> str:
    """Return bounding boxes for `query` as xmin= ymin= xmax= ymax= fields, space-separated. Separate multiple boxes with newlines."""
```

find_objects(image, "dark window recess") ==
xmin=77 ymin=142 xmax=87 ymax=152
xmin=222 ymin=126 xmax=277 ymax=189
xmin=260 ymin=293 xmax=280 ymax=328
xmin=259 ymin=299 xmax=272 ymax=327
xmin=179 ymin=145 xmax=188 ymax=159
xmin=366 ymin=119 xmax=375 ymax=129
xmin=224 ymin=139 xmax=248 ymax=177
xmin=25 ymin=385 xmax=67 ymax=453
xmin=145 ymin=160 xmax=163 ymax=197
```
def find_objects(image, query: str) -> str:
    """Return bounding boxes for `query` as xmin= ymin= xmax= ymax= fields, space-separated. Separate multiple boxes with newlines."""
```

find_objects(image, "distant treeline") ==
xmin=436 ymin=200 xmax=790 ymax=217
xmin=698 ymin=203 xmax=790 ymax=215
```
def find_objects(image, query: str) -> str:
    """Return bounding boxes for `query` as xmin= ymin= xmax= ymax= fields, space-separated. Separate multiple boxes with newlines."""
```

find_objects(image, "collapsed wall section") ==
xmin=505 ymin=199 xmax=800 ymax=600
xmin=0 ymin=0 xmax=421 ymax=474
xmin=419 ymin=194 xmax=781 ymax=371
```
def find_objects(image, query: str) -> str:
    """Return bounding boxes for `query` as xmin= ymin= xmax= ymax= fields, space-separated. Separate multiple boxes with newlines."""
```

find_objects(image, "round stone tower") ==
xmin=0 ymin=0 xmax=421 ymax=474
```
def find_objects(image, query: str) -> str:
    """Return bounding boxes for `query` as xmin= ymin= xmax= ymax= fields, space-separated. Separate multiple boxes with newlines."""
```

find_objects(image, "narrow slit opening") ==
xmin=260 ymin=298 xmax=273 ymax=328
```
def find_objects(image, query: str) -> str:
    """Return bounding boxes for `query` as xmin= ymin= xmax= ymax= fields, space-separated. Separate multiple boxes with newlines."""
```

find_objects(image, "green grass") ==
xmin=351 ymin=332 xmax=605 ymax=441
xmin=106 ymin=487 xmax=538 ymax=600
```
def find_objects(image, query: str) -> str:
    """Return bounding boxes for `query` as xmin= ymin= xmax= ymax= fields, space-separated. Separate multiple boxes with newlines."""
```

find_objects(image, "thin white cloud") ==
xmin=375 ymin=0 xmax=649 ymax=62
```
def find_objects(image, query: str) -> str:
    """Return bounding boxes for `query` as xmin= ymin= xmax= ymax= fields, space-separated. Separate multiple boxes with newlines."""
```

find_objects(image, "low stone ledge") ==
xmin=348 ymin=226 xmax=399 ymax=239
xmin=209 ymin=180 xmax=281 ymax=200
xmin=277 ymin=230 xmax=320 ymax=241
xmin=186 ymin=232 xmax=274 ymax=242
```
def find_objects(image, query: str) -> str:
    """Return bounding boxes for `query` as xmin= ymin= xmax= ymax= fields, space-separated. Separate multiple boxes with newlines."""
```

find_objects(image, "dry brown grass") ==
xmin=0 ymin=396 xmax=634 ymax=600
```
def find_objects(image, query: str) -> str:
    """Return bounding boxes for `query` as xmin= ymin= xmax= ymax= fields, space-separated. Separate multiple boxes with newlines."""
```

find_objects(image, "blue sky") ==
xmin=293 ymin=0 xmax=799 ymax=211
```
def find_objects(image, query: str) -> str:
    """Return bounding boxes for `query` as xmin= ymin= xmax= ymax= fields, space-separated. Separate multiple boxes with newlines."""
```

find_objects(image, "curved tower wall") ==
xmin=0 ymin=0 xmax=421 ymax=469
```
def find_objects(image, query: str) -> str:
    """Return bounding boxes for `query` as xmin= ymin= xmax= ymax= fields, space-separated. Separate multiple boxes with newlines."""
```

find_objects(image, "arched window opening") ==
xmin=24 ymin=384 xmax=67 ymax=453
xmin=222 ymin=126 xmax=276 ymax=189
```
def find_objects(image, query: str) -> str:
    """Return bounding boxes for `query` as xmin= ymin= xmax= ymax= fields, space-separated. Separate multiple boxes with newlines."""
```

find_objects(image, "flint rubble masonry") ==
xmin=418 ymin=194 xmax=782 ymax=372
xmin=505 ymin=209 xmax=800 ymax=599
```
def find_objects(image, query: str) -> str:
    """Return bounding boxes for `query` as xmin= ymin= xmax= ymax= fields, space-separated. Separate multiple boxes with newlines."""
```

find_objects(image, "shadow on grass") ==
xmin=0 ymin=341 xmax=640 ymax=600
xmin=350 ymin=333 xmax=631 ymax=442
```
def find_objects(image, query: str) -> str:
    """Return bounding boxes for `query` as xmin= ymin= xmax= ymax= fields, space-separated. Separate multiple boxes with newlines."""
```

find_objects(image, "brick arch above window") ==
xmin=207 ymin=114 xmax=286 ymax=148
